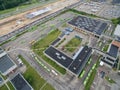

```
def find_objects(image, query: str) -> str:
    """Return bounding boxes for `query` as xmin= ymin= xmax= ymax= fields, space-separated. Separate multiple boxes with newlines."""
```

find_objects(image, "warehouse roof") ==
xmin=114 ymin=24 xmax=120 ymax=37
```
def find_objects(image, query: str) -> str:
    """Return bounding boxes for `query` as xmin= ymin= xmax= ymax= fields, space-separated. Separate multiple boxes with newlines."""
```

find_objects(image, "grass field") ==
xmin=7 ymin=81 xmax=15 ymax=90
xmin=102 ymin=44 xmax=109 ymax=52
xmin=0 ymin=75 xmax=14 ymax=90
xmin=18 ymin=55 xmax=55 ymax=90
xmin=65 ymin=37 xmax=82 ymax=52
xmin=0 ymin=84 xmax=8 ymax=90
xmin=32 ymin=29 xmax=66 ymax=74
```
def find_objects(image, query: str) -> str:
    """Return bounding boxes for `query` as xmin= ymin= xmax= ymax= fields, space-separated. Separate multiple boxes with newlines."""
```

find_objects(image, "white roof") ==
xmin=114 ymin=24 xmax=120 ymax=36
xmin=31 ymin=7 xmax=51 ymax=16
xmin=26 ymin=7 xmax=52 ymax=19
xmin=100 ymin=61 xmax=104 ymax=66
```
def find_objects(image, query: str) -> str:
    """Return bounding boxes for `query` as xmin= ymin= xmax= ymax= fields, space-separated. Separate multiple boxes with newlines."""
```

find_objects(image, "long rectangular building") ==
xmin=26 ymin=7 xmax=52 ymax=19
xmin=68 ymin=15 xmax=108 ymax=36
xmin=69 ymin=46 xmax=92 ymax=75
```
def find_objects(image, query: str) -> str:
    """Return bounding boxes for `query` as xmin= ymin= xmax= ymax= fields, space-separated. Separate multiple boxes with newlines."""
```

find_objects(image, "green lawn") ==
xmin=18 ymin=55 xmax=55 ymax=90
xmin=32 ymin=29 xmax=66 ymax=74
xmin=42 ymin=83 xmax=55 ymax=90
xmin=65 ymin=37 xmax=82 ymax=52
xmin=7 ymin=81 xmax=15 ymax=90
xmin=102 ymin=45 xmax=109 ymax=52
xmin=0 ymin=84 xmax=8 ymax=90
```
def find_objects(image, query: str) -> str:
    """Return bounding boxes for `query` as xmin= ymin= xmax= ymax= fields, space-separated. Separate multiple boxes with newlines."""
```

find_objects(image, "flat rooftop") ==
xmin=69 ymin=46 xmax=92 ymax=75
xmin=112 ymin=41 xmax=120 ymax=48
xmin=45 ymin=46 xmax=92 ymax=75
xmin=68 ymin=15 xmax=107 ymax=36
xmin=114 ymin=24 xmax=120 ymax=37
xmin=45 ymin=46 xmax=73 ymax=68
xmin=0 ymin=55 xmax=15 ymax=74
xmin=107 ymin=44 xmax=119 ymax=58
xmin=11 ymin=74 xmax=33 ymax=90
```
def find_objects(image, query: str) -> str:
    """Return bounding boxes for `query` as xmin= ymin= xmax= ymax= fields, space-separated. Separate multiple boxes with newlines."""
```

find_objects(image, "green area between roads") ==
xmin=32 ymin=29 xmax=66 ymax=74
xmin=34 ymin=56 xmax=50 ymax=72
xmin=65 ymin=37 xmax=82 ymax=52
xmin=84 ymin=57 xmax=100 ymax=90
xmin=0 ymin=81 xmax=14 ymax=90
xmin=18 ymin=55 xmax=55 ymax=90
xmin=105 ymin=76 xmax=116 ymax=84
xmin=102 ymin=44 xmax=109 ymax=52
xmin=0 ymin=73 xmax=15 ymax=90
xmin=79 ymin=70 xmax=85 ymax=78
xmin=0 ymin=84 xmax=8 ymax=90
xmin=7 ymin=81 xmax=15 ymax=90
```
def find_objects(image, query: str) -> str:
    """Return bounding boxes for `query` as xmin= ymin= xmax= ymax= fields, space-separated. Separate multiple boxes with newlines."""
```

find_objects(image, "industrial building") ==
xmin=114 ymin=24 xmax=120 ymax=42
xmin=45 ymin=46 xmax=92 ymax=76
xmin=0 ymin=47 xmax=17 ymax=76
xmin=68 ymin=15 xmax=108 ymax=37
xmin=11 ymin=73 xmax=33 ymax=90
xmin=101 ymin=44 xmax=119 ymax=68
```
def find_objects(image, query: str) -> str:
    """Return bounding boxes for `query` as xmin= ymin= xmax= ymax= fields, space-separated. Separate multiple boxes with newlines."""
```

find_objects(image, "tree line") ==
xmin=0 ymin=0 xmax=30 ymax=10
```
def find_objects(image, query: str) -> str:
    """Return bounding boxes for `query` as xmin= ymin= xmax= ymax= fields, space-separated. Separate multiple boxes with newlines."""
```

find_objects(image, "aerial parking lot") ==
xmin=99 ymin=5 xmax=120 ymax=19
xmin=75 ymin=1 xmax=120 ymax=19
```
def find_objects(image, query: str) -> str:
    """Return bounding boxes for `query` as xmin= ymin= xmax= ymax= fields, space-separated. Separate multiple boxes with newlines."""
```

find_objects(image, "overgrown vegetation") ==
xmin=0 ymin=0 xmax=30 ymax=10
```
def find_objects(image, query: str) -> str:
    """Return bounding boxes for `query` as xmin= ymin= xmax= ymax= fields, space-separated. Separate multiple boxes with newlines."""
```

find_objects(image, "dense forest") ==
xmin=0 ymin=0 xmax=30 ymax=10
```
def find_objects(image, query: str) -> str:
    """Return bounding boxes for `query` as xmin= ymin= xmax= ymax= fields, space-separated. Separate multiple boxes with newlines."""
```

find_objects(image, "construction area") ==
xmin=0 ymin=0 xmax=79 ymax=37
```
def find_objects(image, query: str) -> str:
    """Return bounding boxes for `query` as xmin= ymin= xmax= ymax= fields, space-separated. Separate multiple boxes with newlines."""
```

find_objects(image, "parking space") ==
xmin=99 ymin=5 xmax=120 ymax=19
xmin=75 ymin=1 xmax=105 ymax=15
xmin=75 ymin=1 xmax=120 ymax=19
